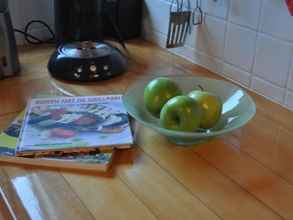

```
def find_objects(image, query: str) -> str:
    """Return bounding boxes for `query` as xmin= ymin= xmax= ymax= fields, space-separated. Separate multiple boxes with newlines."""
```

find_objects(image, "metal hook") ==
xmin=192 ymin=0 xmax=203 ymax=25
xmin=179 ymin=0 xmax=184 ymax=11
xmin=170 ymin=0 xmax=180 ymax=12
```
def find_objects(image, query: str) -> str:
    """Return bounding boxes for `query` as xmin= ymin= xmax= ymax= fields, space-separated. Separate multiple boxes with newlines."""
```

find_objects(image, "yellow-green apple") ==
xmin=188 ymin=90 xmax=222 ymax=129
xmin=144 ymin=77 xmax=182 ymax=117
xmin=159 ymin=96 xmax=202 ymax=132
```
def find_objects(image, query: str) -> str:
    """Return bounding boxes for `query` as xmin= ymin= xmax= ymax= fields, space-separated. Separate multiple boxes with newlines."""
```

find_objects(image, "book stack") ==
xmin=0 ymin=95 xmax=133 ymax=172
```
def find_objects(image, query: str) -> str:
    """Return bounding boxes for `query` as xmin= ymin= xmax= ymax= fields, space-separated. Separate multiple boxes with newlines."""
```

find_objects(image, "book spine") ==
xmin=15 ymin=146 xmax=114 ymax=157
xmin=15 ymin=104 xmax=31 ymax=156
xmin=0 ymin=151 xmax=116 ymax=172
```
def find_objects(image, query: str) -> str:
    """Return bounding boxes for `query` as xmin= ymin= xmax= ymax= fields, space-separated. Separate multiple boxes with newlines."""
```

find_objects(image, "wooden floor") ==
xmin=0 ymin=40 xmax=293 ymax=220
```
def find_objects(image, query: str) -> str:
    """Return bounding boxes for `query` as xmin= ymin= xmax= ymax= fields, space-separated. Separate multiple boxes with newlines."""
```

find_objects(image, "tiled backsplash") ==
xmin=143 ymin=0 xmax=293 ymax=111
xmin=8 ymin=0 xmax=54 ymax=45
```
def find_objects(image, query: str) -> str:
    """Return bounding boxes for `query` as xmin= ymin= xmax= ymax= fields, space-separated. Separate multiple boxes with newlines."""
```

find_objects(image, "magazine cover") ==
xmin=0 ymin=113 xmax=114 ymax=172
xmin=16 ymin=95 xmax=133 ymax=156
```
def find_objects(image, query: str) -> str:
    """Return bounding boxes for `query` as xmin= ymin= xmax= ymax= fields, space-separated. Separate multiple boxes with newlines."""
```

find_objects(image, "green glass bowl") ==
xmin=123 ymin=76 xmax=256 ymax=145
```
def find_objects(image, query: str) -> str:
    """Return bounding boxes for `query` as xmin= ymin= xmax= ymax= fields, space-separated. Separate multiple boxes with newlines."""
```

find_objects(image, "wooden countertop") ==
xmin=0 ymin=40 xmax=293 ymax=220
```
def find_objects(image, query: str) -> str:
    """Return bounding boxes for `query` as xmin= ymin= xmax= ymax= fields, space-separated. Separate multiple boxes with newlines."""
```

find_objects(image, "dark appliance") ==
xmin=54 ymin=0 xmax=142 ymax=45
xmin=48 ymin=41 xmax=127 ymax=81
xmin=102 ymin=0 xmax=143 ymax=41
xmin=49 ymin=0 xmax=140 ymax=82
xmin=0 ymin=0 xmax=20 ymax=79
xmin=54 ymin=0 xmax=103 ymax=46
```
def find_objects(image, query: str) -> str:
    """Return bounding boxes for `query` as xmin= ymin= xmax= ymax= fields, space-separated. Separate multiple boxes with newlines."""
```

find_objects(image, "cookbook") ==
xmin=0 ymin=112 xmax=114 ymax=172
xmin=16 ymin=95 xmax=133 ymax=157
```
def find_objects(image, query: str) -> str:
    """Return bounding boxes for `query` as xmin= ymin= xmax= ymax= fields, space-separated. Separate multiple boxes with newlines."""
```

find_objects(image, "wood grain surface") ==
xmin=0 ymin=40 xmax=292 ymax=220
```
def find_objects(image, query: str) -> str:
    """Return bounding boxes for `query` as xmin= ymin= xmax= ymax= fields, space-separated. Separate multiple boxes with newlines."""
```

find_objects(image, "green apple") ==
xmin=144 ymin=77 xmax=182 ymax=117
xmin=160 ymin=96 xmax=202 ymax=132
xmin=188 ymin=90 xmax=222 ymax=129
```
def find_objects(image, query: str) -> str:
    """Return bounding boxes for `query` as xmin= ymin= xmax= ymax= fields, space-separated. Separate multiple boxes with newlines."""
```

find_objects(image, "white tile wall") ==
xmin=289 ymin=71 xmax=293 ymax=91
xmin=260 ymin=0 xmax=293 ymax=42
xmin=21 ymin=0 xmax=54 ymax=26
xmin=253 ymin=34 xmax=292 ymax=87
xmin=229 ymin=0 xmax=262 ymax=30
xmin=186 ymin=15 xmax=226 ymax=58
xmin=8 ymin=0 xmax=54 ymax=45
xmin=222 ymin=63 xmax=251 ymax=86
xmin=143 ymin=0 xmax=293 ymax=111
xmin=172 ymin=46 xmax=225 ymax=75
xmin=8 ymin=0 xmax=22 ymax=29
xmin=143 ymin=0 xmax=170 ymax=35
xmin=251 ymin=76 xmax=285 ymax=103
xmin=201 ymin=0 xmax=229 ymax=19
xmin=224 ymin=24 xmax=257 ymax=71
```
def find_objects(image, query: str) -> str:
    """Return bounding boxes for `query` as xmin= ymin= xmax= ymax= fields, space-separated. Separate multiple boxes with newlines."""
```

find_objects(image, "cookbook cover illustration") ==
xmin=0 ymin=113 xmax=114 ymax=169
xmin=17 ymin=95 xmax=133 ymax=155
xmin=0 ymin=112 xmax=24 ymax=156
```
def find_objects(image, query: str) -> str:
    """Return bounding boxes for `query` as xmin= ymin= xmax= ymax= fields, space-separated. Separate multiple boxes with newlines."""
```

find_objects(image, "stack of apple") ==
xmin=144 ymin=77 xmax=222 ymax=132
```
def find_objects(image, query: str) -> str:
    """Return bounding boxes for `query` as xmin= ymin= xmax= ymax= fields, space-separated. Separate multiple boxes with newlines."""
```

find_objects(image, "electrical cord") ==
xmin=102 ymin=0 xmax=129 ymax=55
xmin=14 ymin=20 xmax=55 ymax=45
xmin=13 ymin=18 xmax=128 ymax=56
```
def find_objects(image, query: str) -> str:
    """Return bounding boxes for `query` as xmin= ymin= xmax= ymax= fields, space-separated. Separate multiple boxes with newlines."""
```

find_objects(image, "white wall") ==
xmin=143 ymin=0 xmax=293 ymax=111
xmin=8 ymin=0 xmax=54 ymax=45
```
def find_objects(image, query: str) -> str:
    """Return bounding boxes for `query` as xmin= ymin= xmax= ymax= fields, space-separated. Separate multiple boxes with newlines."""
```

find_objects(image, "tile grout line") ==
xmin=146 ymin=28 xmax=293 ymax=110
xmin=155 ymin=0 xmax=293 ymax=50
xmin=284 ymin=44 xmax=293 ymax=105
xmin=249 ymin=25 xmax=261 ymax=88
xmin=210 ymin=1 xmax=293 ymax=46
xmin=148 ymin=24 xmax=289 ymax=91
